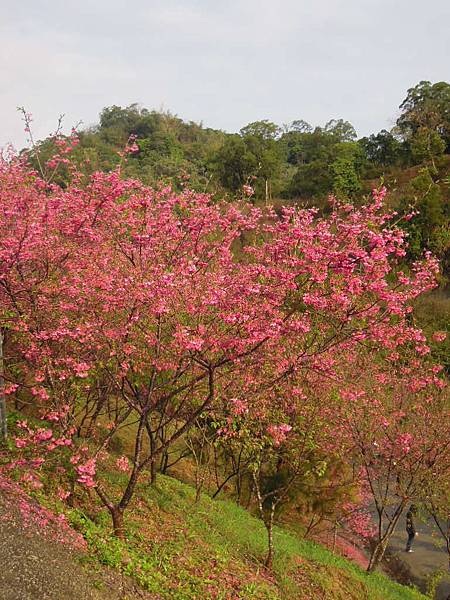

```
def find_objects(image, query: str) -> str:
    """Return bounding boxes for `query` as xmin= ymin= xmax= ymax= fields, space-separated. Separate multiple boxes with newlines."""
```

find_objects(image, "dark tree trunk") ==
xmin=110 ymin=507 xmax=125 ymax=538
xmin=150 ymin=457 xmax=156 ymax=484
xmin=367 ymin=501 xmax=406 ymax=573
xmin=0 ymin=330 xmax=7 ymax=440
xmin=84 ymin=393 xmax=107 ymax=438
xmin=367 ymin=539 xmax=389 ymax=572
xmin=159 ymin=449 xmax=169 ymax=474
xmin=195 ymin=481 xmax=202 ymax=503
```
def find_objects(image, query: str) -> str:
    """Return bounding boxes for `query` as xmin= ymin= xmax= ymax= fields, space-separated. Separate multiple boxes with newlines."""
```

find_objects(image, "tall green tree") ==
xmin=288 ymin=160 xmax=333 ymax=199
xmin=210 ymin=135 xmax=258 ymax=193
xmin=397 ymin=81 xmax=450 ymax=151
xmin=323 ymin=119 xmax=357 ymax=143
xmin=331 ymin=142 xmax=363 ymax=199
xmin=359 ymin=130 xmax=404 ymax=167
xmin=239 ymin=121 xmax=283 ymax=201
xmin=399 ymin=168 xmax=449 ymax=277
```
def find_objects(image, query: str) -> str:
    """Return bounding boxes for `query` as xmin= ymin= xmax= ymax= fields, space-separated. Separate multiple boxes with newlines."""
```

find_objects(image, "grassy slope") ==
xmin=64 ymin=472 xmax=426 ymax=600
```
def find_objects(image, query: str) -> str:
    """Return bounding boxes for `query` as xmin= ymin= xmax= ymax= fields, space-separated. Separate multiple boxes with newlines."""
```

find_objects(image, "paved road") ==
xmin=386 ymin=512 xmax=450 ymax=600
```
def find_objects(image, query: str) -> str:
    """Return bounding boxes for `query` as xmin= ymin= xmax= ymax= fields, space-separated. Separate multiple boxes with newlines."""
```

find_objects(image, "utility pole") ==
xmin=0 ymin=329 xmax=7 ymax=439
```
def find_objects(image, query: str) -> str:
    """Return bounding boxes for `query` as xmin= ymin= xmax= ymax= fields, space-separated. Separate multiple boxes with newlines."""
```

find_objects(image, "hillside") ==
xmin=0 ymin=467 xmax=428 ymax=600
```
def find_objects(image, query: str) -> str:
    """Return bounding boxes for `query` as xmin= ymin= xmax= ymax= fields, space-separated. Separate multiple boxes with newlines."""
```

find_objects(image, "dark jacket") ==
xmin=406 ymin=510 xmax=416 ymax=535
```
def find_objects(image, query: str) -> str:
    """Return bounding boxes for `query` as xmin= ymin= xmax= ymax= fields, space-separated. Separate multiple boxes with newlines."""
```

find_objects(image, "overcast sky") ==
xmin=1 ymin=0 xmax=449 ymax=148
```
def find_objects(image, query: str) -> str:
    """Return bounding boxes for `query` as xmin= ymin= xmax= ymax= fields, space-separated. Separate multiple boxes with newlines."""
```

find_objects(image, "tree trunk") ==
xmin=159 ymin=449 xmax=169 ymax=474
xmin=252 ymin=470 xmax=277 ymax=569
xmin=333 ymin=520 xmax=338 ymax=553
xmin=212 ymin=471 xmax=238 ymax=499
xmin=367 ymin=501 xmax=406 ymax=573
xmin=110 ymin=507 xmax=125 ymax=538
xmin=150 ymin=458 xmax=156 ymax=484
xmin=84 ymin=392 xmax=107 ymax=438
xmin=265 ymin=503 xmax=276 ymax=569
xmin=236 ymin=470 xmax=242 ymax=504
xmin=148 ymin=425 xmax=157 ymax=484
xmin=367 ymin=538 xmax=389 ymax=572
xmin=195 ymin=480 xmax=203 ymax=503
xmin=0 ymin=330 xmax=7 ymax=440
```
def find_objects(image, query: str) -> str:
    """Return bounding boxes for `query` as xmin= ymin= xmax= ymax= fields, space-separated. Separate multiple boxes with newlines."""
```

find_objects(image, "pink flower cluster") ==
xmin=242 ymin=184 xmax=254 ymax=197
xmin=230 ymin=398 xmax=249 ymax=416
xmin=432 ymin=331 xmax=447 ymax=343
xmin=116 ymin=456 xmax=130 ymax=473
xmin=396 ymin=433 xmax=413 ymax=454
xmin=75 ymin=459 xmax=97 ymax=487
xmin=267 ymin=423 xmax=292 ymax=447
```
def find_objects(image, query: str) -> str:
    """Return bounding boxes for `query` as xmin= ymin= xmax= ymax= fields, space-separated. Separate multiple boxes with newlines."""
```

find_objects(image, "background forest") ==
xmin=31 ymin=79 xmax=450 ymax=281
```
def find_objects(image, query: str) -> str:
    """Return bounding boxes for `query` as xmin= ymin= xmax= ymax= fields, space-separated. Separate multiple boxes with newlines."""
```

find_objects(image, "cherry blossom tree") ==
xmin=1 ymin=146 xmax=445 ymax=540
xmin=337 ymin=355 xmax=449 ymax=572
xmin=0 ymin=328 xmax=7 ymax=439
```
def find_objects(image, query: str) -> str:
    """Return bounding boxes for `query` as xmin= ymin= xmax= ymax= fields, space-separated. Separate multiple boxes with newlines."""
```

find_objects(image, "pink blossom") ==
xmin=70 ymin=454 xmax=81 ymax=465
xmin=116 ymin=456 xmax=130 ymax=472
xmin=267 ymin=423 xmax=292 ymax=447
xmin=4 ymin=383 xmax=18 ymax=394
xmin=57 ymin=488 xmax=71 ymax=501
xmin=230 ymin=398 xmax=249 ymax=416
xmin=397 ymin=433 xmax=413 ymax=454
xmin=34 ymin=428 xmax=53 ymax=443
xmin=432 ymin=331 xmax=447 ymax=343
xmin=73 ymin=362 xmax=90 ymax=378
xmin=31 ymin=387 xmax=49 ymax=401
xmin=76 ymin=459 xmax=97 ymax=487
xmin=125 ymin=142 xmax=139 ymax=154
xmin=242 ymin=184 xmax=254 ymax=197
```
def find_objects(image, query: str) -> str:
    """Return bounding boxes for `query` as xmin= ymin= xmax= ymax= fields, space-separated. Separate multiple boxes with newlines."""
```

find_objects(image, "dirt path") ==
xmin=0 ymin=496 xmax=157 ymax=600
xmin=0 ymin=517 xmax=105 ymax=600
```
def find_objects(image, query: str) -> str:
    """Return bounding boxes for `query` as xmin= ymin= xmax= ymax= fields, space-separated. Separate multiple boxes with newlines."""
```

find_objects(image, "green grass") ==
xmin=3 ymin=409 xmax=426 ymax=599
xmin=67 ymin=474 xmax=426 ymax=600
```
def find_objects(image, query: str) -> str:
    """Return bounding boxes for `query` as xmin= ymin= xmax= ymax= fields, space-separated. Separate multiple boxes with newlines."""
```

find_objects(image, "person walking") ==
xmin=405 ymin=504 xmax=418 ymax=552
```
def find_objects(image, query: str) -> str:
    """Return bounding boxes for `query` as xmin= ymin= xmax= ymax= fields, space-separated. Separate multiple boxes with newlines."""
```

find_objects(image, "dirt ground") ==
xmin=0 ymin=502 xmax=157 ymax=600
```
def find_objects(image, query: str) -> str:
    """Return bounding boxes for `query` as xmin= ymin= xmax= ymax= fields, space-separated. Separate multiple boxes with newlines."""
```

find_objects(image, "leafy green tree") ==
xmin=239 ymin=121 xmax=283 ymax=201
xmin=210 ymin=135 xmax=258 ymax=193
xmin=280 ymin=131 xmax=309 ymax=166
xmin=331 ymin=143 xmax=363 ymax=198
xmin=239 ymin=120 xmax=281 ymax=141
xmin=280 ymin=127 xmax=337 ymax=167
xmin=98 ymin=104 xmax=160 ymax=144
xmin=399 ymin=168 xmax=449 ymax=277
xmin=409 ymin=127 xmax=446 ymax=166
xmin=288 ymin=160 xmax=333 ymax=199
xmin=283 ymin=120 xmax=313 ymax=134
xmin=359 ymin=130 xmax=404 ymax=167
xmin=397 ymin=81 xmax=450 ymax=151
xmin=323 ymin=119 xmax=357 ymax=143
